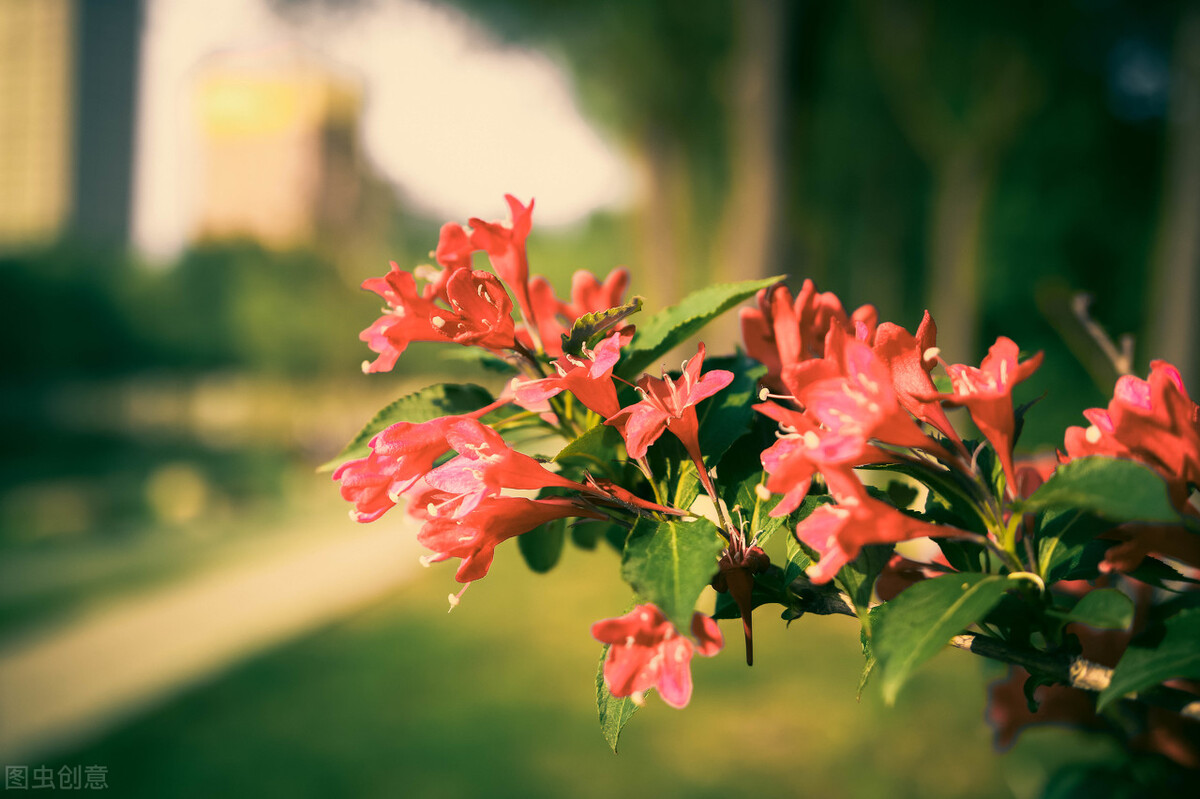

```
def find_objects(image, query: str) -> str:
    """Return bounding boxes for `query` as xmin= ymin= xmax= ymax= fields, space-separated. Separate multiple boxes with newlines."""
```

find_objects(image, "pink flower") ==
xmin=418 ymin=495 xmax=599 ymax=583
xmin=425 ymin=418 xmax=588 ymax=517
xmin=795 ymin=470 xmax=952 ymax=583
xmin=606 ymin=343 xmax=734 ymax=463
xmin=522 ymin=268 xmax=633 ymax=357
xmin=360 ymin=266 xmax=516 ymax=373
xmin=331 ymin=452 xmax=404 ymax=523
xmin=1064 ymin=361 xmax=1200 ymax=512
xmin=788 ymin=330 xmax=949 ymax=460
xmin=469 ymin=195 xmax=538 ymax=332
xmin=591 ymin=604 xmax=724 ymax=708
xmin=512 ymin=331 xmax=625 ymax=418
xmin=940 ymin=337 xmax=1044 ymax=494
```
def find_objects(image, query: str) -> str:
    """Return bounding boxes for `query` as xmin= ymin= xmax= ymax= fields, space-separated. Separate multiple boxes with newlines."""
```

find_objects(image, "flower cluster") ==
xmin=331 ymin=195 xmax=1200 ymax=775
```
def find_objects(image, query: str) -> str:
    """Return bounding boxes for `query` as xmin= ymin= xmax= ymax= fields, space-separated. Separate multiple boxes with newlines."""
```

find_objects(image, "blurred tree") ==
xmin=1147 ymin=0 xmax=1200 ymax=387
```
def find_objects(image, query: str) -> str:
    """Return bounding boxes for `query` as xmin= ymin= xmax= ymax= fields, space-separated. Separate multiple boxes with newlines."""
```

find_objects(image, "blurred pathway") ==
xmin=0 ymin=513 xmax=422 ymax=761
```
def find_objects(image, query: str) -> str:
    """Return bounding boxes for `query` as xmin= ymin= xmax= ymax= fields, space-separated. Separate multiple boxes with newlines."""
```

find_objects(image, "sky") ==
xmin=131 ymin=0 xmax=634 ymax=258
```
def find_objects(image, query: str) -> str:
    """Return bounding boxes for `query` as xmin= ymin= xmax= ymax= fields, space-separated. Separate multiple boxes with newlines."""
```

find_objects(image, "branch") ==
xmin=951 ymin=632 xmax=1200 ymax=722
xmin=784 ymin=577 xmax=1200 ymax=722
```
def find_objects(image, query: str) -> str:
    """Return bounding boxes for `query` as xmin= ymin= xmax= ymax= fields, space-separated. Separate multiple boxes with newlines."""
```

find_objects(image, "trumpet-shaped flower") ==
xmin=940 ymin=337 xmax=1043 ymax=494
xmin=796 ymin=470 xmax=952 ymax=583
xmin=606 ymin=344 xmax=733 ymax=463
xmin=469 ymin=195 xmax=537 ymax=330
xmin=1064 ymin=360 xmax=1200 ymax=518
xmin=425 ymin=418 xmax=588 ymax=517
xmin=872 ymin=312 xmax=961 ymax=445
xmin=591 ymin=604 xmax=724 ymax=708
xmin=512 ymin=331 xmax=625 ymax=418
xmin=418 ymin=495 xmax=599 ymax=583
xmin=360 ymin=266 xmax=516 ymax=373
xmin=740 ymin=280 xmax=877 ymax=389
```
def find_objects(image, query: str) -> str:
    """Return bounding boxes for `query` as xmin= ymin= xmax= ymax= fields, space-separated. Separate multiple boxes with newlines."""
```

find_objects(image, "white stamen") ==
xmin=431 ymin=316 xmax=446 ymax=329
xmin=755 ymin=483 xmax=772 ymax=501
xmin=759 ymin=387 xmax=771 ymax=401
xmin=361 ymin=360 xmax=372 ymax=374
xmin=923 ymin=347 xmax=940 ymax=362
xmin=1085 ymin=425 xmax=1102 ymax=444
xmin=803 ymin=430 xmax=820 ymax=449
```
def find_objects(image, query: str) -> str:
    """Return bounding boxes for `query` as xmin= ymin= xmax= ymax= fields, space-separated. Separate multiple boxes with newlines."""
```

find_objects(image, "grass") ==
xmin=57 ymin=536 xmax=1020 ymax=799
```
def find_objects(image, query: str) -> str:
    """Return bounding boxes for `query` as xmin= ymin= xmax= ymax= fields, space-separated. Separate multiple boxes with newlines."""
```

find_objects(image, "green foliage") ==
xmin=1048 ymin=588 xmax=1134 ymax=631
xmin=517 ymin=521 xmax=566 ymax=573
xmin=319 ymin=383 xmax=495 ymax=470
xmin=1098 ymin=607 xmax=1200 ymax=711
xmin=871 ymin=573 xmax=1012 ymax=704
xmin=560 ymin=297 xmax=643 ymax=355
xmin=1019 ymin=456 xmax=1180 ymax=524
xmin=595 ymin=642 xmax=641 ymax=753
xmin=620 ymin=516 xmax=725 ymax=632
xmin=695 ymin=354 xmax=767 ymax=464
xmin=617 ymin=277 xmax=780 ymax=378
xmin=554 ymin=422 xmax=626 ymax=479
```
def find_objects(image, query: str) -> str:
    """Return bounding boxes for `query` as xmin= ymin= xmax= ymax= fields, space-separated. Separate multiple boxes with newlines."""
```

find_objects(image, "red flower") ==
xmin=795 ymin=470 xmax=952 ymax=583
xmin=360 ymin=266 xmax=516 ymax=373
xmin=872 ymin=312 xmax=961 ymax=445
xmin=591 ymin=604 xmax=724 ymax=708
xmin=606 ymin=343 xmax=733 ymax=463
xmin=331 ymin=452 xmax=404 ymax=523
xmin=469 ymin=195 xmax=538 ymax=333
xmin=1064 ymin=360 xmax=1200 ymax=512
xmin=418 ymin=495 xmax=598 ymax=583
xmin=512 ymin=330 xmax=625 ymax=419
xmin=522 ymin=268 xmax=633 ymax=357
xmin=740 ymin=280 xmax=876 ymax=390
xmin=940 ymin=337 xmax=1043 ymax=494
xmin=425 ymin=418 xmax=588 ymax=517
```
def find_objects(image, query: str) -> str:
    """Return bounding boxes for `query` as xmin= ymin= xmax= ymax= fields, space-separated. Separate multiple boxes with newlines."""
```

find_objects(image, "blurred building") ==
xmin=0 ymin=0 xmax=142 ymax=250
xmin=192 ymin=45 xmax=381 ymax=250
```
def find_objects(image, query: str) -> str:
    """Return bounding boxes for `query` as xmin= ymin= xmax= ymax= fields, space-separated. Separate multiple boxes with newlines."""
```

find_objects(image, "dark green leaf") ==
xmin=784 ymin=533 xmax=814 ymax=586
xmin=646 ymin=434 xmax=701 ymax=512
xmin=596 ymin=643 xmax=640 ymax=753
xmin=1097 ymin=607 xmax=1200 ymax=711
xmin=621 ymin=516 xmax=725 ymax=631
xmin=1048 ymin=588 xmax=1134 ymax=631
xmin=871 ymin=572 xmax=1012 ymax=704
xmin=695 ymin=354 xmax=766 ymax=464
xmin=319 ymin=383 xmax=495 ymax=471
xmin=718 ymin=431 xmax=792 ymax=548
xmin=517 ymin=520 xmax=566 ymax=573
xmin=1020 ymin=457 xmax=1179 ymax=524
xmin=617 ymin=276 xmax=781 ymax=378
xmin=560 ymin=297 xmax=643 ymax=355
xmin=1037 ymin=510 xmax=1113 ymax=583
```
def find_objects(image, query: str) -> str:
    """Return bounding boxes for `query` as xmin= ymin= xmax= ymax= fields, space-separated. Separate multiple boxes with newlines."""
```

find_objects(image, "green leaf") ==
xmin=1049 ymin=588 xmax=1134 ymax=631
xmin=617 ymin=276 xmax=781 ymax=378
xmin=1097 ymin=607 xmax=1200 ymax=711
xmin=695 ymin=354 xmax=767 ymax=465
xmin=560 ymin=297 xmax=643 ymax=355
xmin=784 ymin=533 xmax=814 ymax=586
xmin=517 ymin=520 xmax=565 ymax=573
xmin=871 ymin=573 xmax=1011 ymax=704
xmin=836 ymin=544 xmax=894 ymax=620
xmin=857 ymin=628 xmax=876 ymax=700
xmin=554 ymin=422 xmax=625 ymax=478
xmin=319 ymin=383 xmax=495 ymax=471
xmin=1020 ymin=457 xmax=1179 ymax=524
xmin=596 ymin=643 xmax=640 ymax=753
xmin=621 ymin=516 xmax=725 ymax=631
xmin=646 ymin=435 xmax=701 ymax=512
xmin=1037 ymin=510 xmax=1113 ymax=583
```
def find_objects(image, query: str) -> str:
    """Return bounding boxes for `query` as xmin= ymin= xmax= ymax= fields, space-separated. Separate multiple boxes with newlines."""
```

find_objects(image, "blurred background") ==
xmin=0 ymin=0 xmax=1197 ymax=796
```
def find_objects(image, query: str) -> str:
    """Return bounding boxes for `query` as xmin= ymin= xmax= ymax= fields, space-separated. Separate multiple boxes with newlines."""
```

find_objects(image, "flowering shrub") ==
xmin=327 ymin=196 xmax=1200 ymax=783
